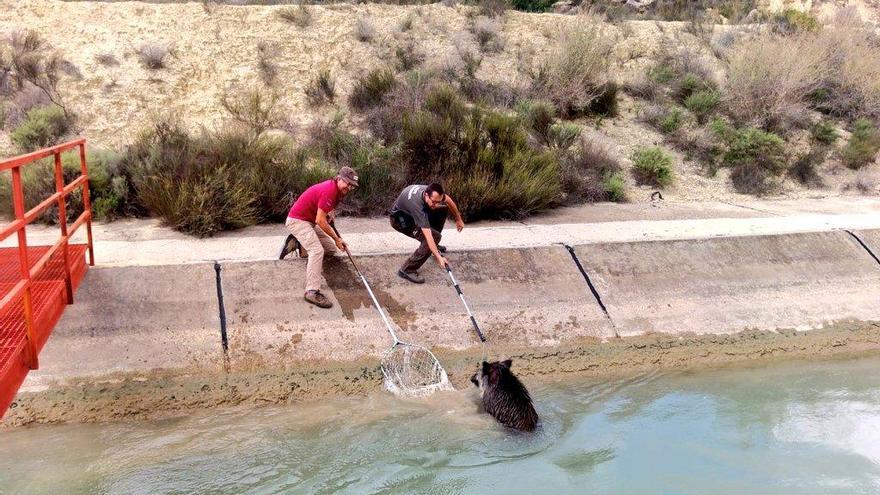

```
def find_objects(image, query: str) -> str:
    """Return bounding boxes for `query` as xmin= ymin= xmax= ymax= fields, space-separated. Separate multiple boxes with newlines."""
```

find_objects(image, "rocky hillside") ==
xmin=1 ymin=0 xmax=879 ymax=213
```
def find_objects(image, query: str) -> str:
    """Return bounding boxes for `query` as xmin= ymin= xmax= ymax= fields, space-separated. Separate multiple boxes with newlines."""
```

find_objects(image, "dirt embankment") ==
xmin=6 ymin=321 xmax=879 ymax=427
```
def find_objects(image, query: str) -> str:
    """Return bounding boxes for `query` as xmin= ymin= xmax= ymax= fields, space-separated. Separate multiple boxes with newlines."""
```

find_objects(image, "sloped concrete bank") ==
xmin=5 ymin=229 xmax=880 ymax=426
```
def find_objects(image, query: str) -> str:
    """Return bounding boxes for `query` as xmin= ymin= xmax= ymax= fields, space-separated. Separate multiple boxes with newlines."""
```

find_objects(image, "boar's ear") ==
xmin=482 ymin=361 xmax=491 ymax=372
xmin=502 ymin=359 xmax=512 ymax=369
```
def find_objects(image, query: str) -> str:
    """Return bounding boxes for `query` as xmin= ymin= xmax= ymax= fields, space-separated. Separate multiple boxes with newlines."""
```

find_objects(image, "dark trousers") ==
xmin=390 ymin=209 xmax=447 ymax=272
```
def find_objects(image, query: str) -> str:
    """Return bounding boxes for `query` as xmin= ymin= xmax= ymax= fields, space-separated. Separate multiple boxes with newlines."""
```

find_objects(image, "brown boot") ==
xmin=304 ymin=290 xmax=332 ymax=308
xmin=397 ymin=269 xmax=425 ymax=284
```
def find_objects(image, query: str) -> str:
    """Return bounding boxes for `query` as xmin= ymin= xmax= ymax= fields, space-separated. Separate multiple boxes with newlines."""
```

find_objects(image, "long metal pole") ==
xmin=445 ymin=265 xmax=486 ymax=342
xmin=342 ymin=248 xmax=400 ymax=344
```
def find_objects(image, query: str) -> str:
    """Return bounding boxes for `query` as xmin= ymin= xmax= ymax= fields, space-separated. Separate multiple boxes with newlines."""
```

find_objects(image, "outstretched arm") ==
xmin=421 ymin=227 xmax=448 ymax=268
xmin=445 ymin=195 xmax=465 ymax=232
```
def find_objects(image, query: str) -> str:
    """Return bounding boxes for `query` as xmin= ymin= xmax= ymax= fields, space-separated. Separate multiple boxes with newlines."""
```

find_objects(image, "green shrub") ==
xmin=775 ymin=9 xmax=820 ymax=34
xmin=659 ymin=108 xmax=684 ymax=134
xmin=631 ymin=146 xmax=674 ymax=187
xmin=518 ymin=100 xmax=580 ymax=151
xmin=446 ymin=149 xmax=561 ymax=220
xmin=647 ymin=64 xmax=676 ymax=85
xmin=304 ymin=116 xmax=403 ymax=215
xmin=399 ymin=87 xmax=563 ymax=219
xmin=123 ymin=120 xmax=346 ymax=236
xmin=511 ymin=0 xmax=554 ymax=12
xmin=684 ymin=90 xmax=719 ymax=123
xmin=811 ymin=121 xmax=838 ymax=144
xmin=10 ymin=105 xmax=71 ymax=151
xmin=713 ymin=122 xmax=788 ymax=193
xmin=349 ymin=68 xmax=397 ymax=111
xmin=603 ymin=172 xmax=626 ymax=202
xmin=673 ymin=73 xmax=712 ymax=103
xmin=842 ymin=118 xmax=880 ymax=170
xmin=0 ymin=150 xmax=126 ymax=224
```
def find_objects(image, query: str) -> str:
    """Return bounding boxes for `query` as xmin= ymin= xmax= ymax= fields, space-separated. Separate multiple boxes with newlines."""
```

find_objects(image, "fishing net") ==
xmin=381 ymin=342 xmax=453 ymax=397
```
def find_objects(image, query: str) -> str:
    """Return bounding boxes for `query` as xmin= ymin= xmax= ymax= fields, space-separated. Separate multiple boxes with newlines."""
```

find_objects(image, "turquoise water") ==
xmin=2 ymin=356 xmax=880 ymax=494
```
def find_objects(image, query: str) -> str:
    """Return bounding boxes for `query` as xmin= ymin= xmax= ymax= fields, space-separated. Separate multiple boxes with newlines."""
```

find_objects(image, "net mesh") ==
xmin=381 ymin=343 xmax=453 ymax=397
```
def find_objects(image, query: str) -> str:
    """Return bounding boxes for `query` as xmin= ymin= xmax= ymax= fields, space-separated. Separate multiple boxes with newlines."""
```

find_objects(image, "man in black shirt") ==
xmin=389 ymin=183 xmax=465 ymax=283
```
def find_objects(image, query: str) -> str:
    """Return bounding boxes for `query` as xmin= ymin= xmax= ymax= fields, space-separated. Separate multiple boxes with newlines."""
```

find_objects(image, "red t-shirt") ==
xmin=287 ymin=179 xmax=339 ymax=223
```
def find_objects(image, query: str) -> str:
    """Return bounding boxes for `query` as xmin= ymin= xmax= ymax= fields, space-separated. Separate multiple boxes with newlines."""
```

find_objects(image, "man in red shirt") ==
xmin=279 ymin=167 xmax=358 ymax=308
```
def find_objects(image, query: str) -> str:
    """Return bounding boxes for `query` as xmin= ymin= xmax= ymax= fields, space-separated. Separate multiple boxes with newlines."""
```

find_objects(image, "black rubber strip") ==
xmin=845 ymin=230 xmax=880 ymax=267
xmin=213 ymin=261 xmax=229 ymax=353
xmin=564 ymin=244 xmax=610 ymax=315
xmin=563 ymin=244 xmax=619 ymax=338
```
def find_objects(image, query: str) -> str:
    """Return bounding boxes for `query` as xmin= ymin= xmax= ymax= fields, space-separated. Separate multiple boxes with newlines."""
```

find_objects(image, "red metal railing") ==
xmin=0 ymin=139 xmax=93 ymax=417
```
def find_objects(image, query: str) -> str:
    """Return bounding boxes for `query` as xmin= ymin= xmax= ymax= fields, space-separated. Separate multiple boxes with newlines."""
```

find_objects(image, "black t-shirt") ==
xmin=391 ymin=184 xmax=438 ymax=229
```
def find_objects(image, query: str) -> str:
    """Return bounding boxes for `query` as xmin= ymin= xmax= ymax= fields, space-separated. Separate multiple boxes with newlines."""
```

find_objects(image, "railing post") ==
xmin=54 ymin=151 xmax=73 ymax=304
xmin=78 ymin=143 xmax=94 ymax=266
xmin=10 ymin=167 xmax=38 ymax=370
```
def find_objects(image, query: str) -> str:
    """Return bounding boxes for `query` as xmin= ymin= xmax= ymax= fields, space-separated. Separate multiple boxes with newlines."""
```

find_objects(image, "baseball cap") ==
xmin=338 ymin=166 xmax=359 ymax=187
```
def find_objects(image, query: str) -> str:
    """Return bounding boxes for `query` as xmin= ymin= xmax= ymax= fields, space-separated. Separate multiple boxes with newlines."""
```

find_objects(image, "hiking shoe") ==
xmin=278 ymin=234 xmax=301 ymax=260
xmin=304 ymin=290 xmax=332 ymax=308
xmin=397 ymin=269 xmax=425 ymax=284
xmin=438 ymin=245 xmax=447 ymax=253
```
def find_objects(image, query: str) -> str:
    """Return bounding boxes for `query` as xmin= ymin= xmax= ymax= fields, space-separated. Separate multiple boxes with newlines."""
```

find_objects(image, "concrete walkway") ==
xmin=6 ymin=197 xmax=880 ymax=266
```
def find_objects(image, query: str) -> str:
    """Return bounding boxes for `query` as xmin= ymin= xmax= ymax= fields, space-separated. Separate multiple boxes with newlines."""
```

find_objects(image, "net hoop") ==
xmin=380 ymin=342 xmax=454 ymax=397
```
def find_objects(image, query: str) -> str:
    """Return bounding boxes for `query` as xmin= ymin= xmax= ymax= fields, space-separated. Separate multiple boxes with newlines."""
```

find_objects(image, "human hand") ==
xmin=456 ymin=219 xmax=464 ymax=232
xmin=436 ymin=255 xmax=449 ymax=269
xmin=335 ymin=238 xmax=348 ymax=252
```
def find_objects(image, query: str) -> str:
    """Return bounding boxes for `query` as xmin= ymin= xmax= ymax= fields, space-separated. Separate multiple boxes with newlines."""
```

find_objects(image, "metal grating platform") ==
xmin=0 ymin=244 xmax=88 ymax=414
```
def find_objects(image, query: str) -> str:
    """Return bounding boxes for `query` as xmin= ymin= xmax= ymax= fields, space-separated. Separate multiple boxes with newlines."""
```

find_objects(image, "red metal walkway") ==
xmin=0 ymin=140 xmax=93 ymax=418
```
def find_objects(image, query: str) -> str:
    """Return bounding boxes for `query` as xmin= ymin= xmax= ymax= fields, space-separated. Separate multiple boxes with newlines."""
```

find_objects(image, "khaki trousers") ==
xmin=286 ymin=218 xmax=338 ymax=292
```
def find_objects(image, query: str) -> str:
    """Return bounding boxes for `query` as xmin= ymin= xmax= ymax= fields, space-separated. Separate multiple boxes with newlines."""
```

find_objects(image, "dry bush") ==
xmin=724 ymin=34 xmax=832 ymax=129
xmin=95 ymin=52 xmax=119 ymax=67
xmin=789 ymin=147 xmax=826 ymax=186
xmin=398 ymin=13 xmax=415 ymax=32
xmin=219 ymin=86 xmax=282 ymax=136
xmin=479 ymin=0 xmax=509 ymax=18
xmin=277 ymin=3 xmax=313 ymax=28
xmin=846 ymin=168 xmax=880 ymax=194
xmin=2 ymin=83 xmax=50 ymax=129
xmin=4 ymin=30 xmax=73 ymax=120
xmin=534 ymin=20 xmax=614 ymax=117
xmin=365 ymin=71 xmax=433 ymax=143
xmin=624 ymin=74 xmax=661 ymax=100
xmin=394 ymin=39 xmax=425 ymax=72
xmin=812 ymin=18 xmax=880 ymax=119
xmin=304 ymin=68 xmax=336 ymax=106
xmin=137 ymin=42 xmax=173 ymax=70
xmin=257 ymin=41 xmax=279 ymax=86
xmin=355 ymin=18 xmax=377 ymax=43
xmin=638 ymin=103 xmax=667 ymax=128
xmin=471 ymin=16 xmax=503 ymax=53
xmin=561 ymin=135 xmax=625 ymax=202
